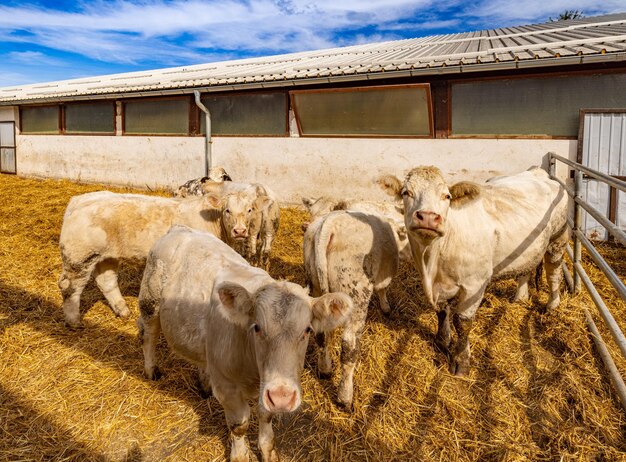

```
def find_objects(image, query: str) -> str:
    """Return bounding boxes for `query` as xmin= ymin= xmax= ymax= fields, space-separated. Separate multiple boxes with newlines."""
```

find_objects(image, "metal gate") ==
xmin=578 ymin=110 xmax=626 ymax=240
xmin=0 ymin=121 xmax=16 ymax=174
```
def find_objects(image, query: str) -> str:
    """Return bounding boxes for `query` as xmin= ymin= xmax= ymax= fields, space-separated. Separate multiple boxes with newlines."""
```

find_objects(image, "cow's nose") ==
xmin=232 ymin=227 xmax=248 ymax=238
xmin=265 ymin=386 xmax=298 ymax=412
xmin=413 ymin=210 xmax=442 ymax=228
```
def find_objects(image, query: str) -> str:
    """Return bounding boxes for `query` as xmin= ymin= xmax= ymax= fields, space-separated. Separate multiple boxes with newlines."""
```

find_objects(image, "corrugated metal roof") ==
xmin=2 ymin=12 xmax=626 ymax=105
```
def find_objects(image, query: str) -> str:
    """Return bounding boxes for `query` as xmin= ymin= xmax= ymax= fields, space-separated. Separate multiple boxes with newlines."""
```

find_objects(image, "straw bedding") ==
xmin=1 ymin=174 xmax=625 ymax=461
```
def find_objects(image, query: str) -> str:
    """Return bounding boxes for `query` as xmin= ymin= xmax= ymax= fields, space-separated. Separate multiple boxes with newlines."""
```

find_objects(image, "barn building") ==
xmin=1 ymin=13 xmax=626 ymax=202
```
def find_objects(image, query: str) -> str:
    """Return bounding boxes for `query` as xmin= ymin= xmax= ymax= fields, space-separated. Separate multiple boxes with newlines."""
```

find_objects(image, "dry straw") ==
xmin=1 ymin=174 xmax=625 ymax=461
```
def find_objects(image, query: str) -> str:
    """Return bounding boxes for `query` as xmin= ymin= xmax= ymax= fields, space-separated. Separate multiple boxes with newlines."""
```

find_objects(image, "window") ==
xmin=200 ymin=92 xmax=288 ymax=136
xmin=21 ymin=106 xmax=59 ymax=134
xmin=291 ymin=84 xmax=433 ymax=137
xmin=451 ymin=72 xmax=626 ymax=137
xmin=124 ymin=98 xmax=190 ymax=135
xmin=65 ymin=102 xmax=115 ymax=134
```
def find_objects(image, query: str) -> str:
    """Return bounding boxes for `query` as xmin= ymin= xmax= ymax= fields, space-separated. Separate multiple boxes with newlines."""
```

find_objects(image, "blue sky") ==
xmin=0 ymin=0 xmax=624 ymax=87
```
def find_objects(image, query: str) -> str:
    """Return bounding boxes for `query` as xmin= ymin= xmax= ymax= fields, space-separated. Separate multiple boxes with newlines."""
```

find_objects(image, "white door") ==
xmin=580 ymin=111 xmax=626 ymax=240
xmin=0 ymin=121 xmax=16 ymax=174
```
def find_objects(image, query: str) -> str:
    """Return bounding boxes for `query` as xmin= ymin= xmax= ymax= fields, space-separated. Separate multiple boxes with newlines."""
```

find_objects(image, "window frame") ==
xmin=19 ymin=104 xmax=61 ymax=135
xmin=63 ymin=100 xmax=117 ymax=136
xmin=289 ymin=83 xmax=434 ymax=139
xmin=448 ymin=68 xmax=626 ymax=140
xmin=122 ymin=95 xmax=193 ymax=136
xmin=197 ymin=90 xmax=290 ymax=137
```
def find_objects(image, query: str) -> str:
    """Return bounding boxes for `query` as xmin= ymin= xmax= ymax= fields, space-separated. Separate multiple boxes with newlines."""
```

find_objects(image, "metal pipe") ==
xmin=193 ymin=90 xmax=212 ymax=175
xmin=573 ymin=228 xmax=626 ymax=301
xmin=574 ymin=260 xmax=626 ymax=358
xmin=573 ymin=194 xmax=626 ymax=247
xmin=585 ymin=308 xmax=626 ymax=412
xmin=549 ymin=152 xmax=626 ymax=194
xmin=573 ymin=169 xmax=583 ymax=293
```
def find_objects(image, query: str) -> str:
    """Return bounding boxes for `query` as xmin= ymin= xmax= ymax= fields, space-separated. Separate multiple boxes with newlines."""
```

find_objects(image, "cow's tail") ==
xmin=314 ymin=219 xmax=334 ymax=295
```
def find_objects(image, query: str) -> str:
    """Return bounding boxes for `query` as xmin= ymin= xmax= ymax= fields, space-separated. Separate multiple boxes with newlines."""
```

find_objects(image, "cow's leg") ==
xmin=257 ymin=407 xmax=279 ymax=462
xmin=376 ymin=287 xmax=392 ymax=315
xmin=216 ymin=387 xmax=251 ymax=462
xmin=514 ymin=273 xmax=530 ymax=302
xmin=450 ymin=314 xmax=473 ymax=376
xmin=435 ymin=305 xmax=451 ymax=352
xmin=94 ymin=259 xmax=130 ymax=318
xmin=449 ymin=284 xmax=485 ymax=376
xmin=197 ymin=367 xmax=212 ymax=398
xmin=316 ymin=331 xmax=334 ymax=378
xmin=544 ymin=251 xmax=564 ymax=312
xmin=261 ymin=231 xmax=275 ymax=271
xmin=141 ymin=313 xmax=162 ymax=380
xmin=245 ymin=234 xmax=259 ymax=266
xmin=337 ymin=305 xmax=366 ymax=410
xmin=58 ymin=260 xmax=96 ymax=328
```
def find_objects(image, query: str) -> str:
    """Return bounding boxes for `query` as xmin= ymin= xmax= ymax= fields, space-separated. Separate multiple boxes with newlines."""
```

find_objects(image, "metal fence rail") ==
xmin=548 ymin=152 xmax=626 ymax=411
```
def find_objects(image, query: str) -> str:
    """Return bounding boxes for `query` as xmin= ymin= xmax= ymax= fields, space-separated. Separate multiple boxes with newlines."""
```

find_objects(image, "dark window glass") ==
xmin=21 ymin=106 xmax=59 ymax=134
xmin=200 ymin=93 xmax=288 ymax=136
xmin=292 ymin=85 xmax=432 ymax=137
xmin=66 ymin=102 xmax=115 ymax=134
xmin=124 ymin=99 xmax=189 ymax=135
xmin=451 ymin=73 xmax=626 ymax=137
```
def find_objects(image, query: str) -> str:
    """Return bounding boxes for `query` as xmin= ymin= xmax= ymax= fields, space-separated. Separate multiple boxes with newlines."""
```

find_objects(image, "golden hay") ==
xmin=1 ymin=174 xmax=625 ymax=461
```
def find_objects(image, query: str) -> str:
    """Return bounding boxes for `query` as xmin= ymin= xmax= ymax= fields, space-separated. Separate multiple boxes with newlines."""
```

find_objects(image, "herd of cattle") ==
xmin=56 ymin=165 xmax=568 ymax=461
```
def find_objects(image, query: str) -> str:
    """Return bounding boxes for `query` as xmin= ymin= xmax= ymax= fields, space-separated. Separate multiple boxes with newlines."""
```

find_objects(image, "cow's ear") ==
xmin=203 ymin=194 xmax=222 ymax=209
xmin=253 ymin=195 xmax=271 ymax=211
xmin=302 ymin=197 xmax=315 ymax=210
xmin=310 ymin=292 xmax=353 ymax=333
xmin=377 ymin=175 xmax=403 ymax=199
xmin=449 ymin=182 xmax=481 ymax=208
xmin=216 ymin=282 xmax=254 ymax=327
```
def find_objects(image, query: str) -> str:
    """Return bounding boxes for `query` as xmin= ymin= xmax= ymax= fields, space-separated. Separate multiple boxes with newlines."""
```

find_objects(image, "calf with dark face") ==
xmin=139 ymin=225 xmax=353 ymax=461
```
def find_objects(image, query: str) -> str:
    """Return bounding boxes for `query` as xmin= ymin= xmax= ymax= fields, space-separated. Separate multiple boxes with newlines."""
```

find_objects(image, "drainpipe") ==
xmin=193 ymin=90 xmax=212 ymax=176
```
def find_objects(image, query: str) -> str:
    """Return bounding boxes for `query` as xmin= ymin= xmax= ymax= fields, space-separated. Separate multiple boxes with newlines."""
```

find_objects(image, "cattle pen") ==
xmin=1 ymin=174 xmax=626 ymax=461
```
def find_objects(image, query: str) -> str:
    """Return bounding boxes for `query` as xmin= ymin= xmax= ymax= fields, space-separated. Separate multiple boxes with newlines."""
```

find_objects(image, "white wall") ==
xmin=16 ymin=135 xmax=577 ymax=203
xmin=0 ymin=106 xmax=17 ymax=122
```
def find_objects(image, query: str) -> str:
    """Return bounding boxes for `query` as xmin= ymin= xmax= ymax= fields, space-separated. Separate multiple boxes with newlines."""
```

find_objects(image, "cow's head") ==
xmin=207 ymin=166 xmax=232 ymax=182
xmin=378 ymin=167 xmax=480 ymax=243
xmin=221 ymin=190 xmax=270 ymax=242
xmin=216 ymin=281 xmax=353 ymax=414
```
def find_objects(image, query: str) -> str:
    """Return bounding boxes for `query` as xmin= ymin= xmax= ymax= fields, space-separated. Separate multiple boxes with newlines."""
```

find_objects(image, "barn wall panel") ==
xmin=15 ymin=135 xmax=576 ymax=202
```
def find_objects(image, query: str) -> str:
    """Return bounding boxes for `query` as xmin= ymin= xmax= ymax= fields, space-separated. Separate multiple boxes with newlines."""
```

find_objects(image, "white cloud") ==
xmin=0 ymin=0 xmax=436 ymax=63
xmin=460 ymin=0 xmax=625 ymax=24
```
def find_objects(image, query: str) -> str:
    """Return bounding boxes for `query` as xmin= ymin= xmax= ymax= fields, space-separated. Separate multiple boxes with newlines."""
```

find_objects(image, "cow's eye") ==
xmin=225 ymin=209 xmax=231 ymax=214
xmin=302 ymin=325 xmax=314 ymax=339
xmin=247 ymin=208 xmax=252 ymax=213
xmin=444 ymin=193 xmax=451 ymax=200
xmin=402 ymin=190 xmax=413 ymax=198
xmin=253 ymin=324 xmax=261 ymax=334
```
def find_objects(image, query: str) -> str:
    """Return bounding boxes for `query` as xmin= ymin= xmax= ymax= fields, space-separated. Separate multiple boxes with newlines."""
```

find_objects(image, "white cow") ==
xmin=58 ymin=191 xmax=261 ymax=327
xmin=202 ymin=181 xmax=280 ymax=270
xmin=139 ymin=225 xmax=353 ymax=462
xmin=302 ymin=196 xmax=411 ymax=261
xmin=379 ymin=166 xmax=568 ymax=375
xmin=304 ymin=210 xmax=407 ymax=409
